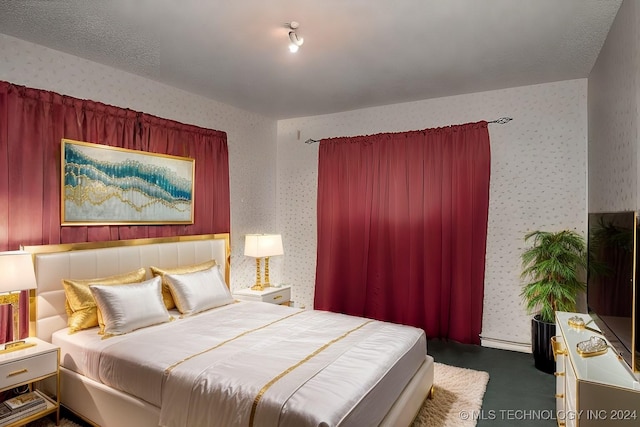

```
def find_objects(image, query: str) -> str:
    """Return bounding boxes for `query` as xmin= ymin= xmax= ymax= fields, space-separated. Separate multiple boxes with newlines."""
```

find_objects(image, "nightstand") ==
xmin=233 ymin=285 xmax=291 ymax=306
xmin=0 ymin=337 xmax=59 ymax=426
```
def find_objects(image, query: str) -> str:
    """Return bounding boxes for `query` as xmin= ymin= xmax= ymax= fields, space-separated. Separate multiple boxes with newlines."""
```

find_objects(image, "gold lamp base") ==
xmin=251 ymin=258 xmax=264 ymax=291
xmin=263 ymin=256 xmax=272 ymax=288
xmin=0 ymin=292 xmax=32 ymax=353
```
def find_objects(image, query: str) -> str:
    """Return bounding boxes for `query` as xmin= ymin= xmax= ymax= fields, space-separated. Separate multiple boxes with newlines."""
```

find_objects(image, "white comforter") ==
xmin=54 ymin=302 xmax=426 ymax=427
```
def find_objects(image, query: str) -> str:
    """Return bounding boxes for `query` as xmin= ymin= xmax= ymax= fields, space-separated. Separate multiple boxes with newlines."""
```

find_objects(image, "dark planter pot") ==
xmin=531 ymin=314 xmax=556 ymax=374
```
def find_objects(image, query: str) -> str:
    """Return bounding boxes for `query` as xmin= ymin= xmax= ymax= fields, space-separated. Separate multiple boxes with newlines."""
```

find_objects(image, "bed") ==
xmin=24 ymin=234 xmax=434 ymax=427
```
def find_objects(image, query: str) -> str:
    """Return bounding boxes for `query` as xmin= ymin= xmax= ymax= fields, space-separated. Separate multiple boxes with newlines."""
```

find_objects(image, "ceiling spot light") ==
xmin=286 ymin=21 xmax=304 ymax=53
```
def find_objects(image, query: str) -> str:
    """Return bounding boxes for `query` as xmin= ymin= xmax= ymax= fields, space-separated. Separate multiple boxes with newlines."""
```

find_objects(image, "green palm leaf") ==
xmin=520 ymin=230 xmax=587 ymax=323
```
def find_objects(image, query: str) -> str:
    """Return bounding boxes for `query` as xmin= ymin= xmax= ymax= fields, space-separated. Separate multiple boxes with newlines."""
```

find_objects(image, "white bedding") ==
xmin=53 ymin=301 xmax=427 ymax=427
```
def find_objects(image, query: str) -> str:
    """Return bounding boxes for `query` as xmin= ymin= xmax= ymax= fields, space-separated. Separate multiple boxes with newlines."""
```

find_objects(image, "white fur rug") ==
xmin=412 ymin=362 xmax=490 ymax=427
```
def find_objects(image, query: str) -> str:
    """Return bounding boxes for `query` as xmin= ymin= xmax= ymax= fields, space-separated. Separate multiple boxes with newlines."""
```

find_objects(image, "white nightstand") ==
xmin=233 ymin=285 xmax=291 ymax=306
xmin=0 ymin=337 xmax=59 ymax=426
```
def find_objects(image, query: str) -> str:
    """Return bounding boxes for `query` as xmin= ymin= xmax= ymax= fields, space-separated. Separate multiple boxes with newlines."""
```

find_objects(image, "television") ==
xmin=587 ymin=211 xmax=639 ymax=373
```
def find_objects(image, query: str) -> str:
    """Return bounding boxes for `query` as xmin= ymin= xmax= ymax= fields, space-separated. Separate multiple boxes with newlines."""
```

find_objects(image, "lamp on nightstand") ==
xmin=244 ymin=234 xmax=284 ymax=291
xmin=0 ymin=251 xmax=37 ymax=352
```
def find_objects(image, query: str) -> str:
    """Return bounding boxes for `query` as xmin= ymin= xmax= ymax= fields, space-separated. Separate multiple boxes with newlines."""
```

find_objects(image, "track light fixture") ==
xmin=286 ymin=21 xmax=304 ymax=53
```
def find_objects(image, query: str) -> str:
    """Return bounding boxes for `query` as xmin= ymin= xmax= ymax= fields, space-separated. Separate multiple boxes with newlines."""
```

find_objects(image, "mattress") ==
xmin=53 ymin=301 xmax=427 ymax=427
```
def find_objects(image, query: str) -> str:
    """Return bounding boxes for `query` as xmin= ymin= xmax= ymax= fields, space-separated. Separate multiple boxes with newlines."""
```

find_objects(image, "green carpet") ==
xmin=427 ymin=339 xmax=555 ymax=427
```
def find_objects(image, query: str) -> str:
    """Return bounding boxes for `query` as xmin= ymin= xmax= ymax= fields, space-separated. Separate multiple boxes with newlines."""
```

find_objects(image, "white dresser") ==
xmin=553 ymin=312 xmax=640 ymax=426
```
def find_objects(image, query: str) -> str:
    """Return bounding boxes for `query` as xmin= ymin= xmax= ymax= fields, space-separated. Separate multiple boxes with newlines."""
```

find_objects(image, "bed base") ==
xmin=46 ymin=356 xmax=433 ymax=427
xmin=58 ymin=367 xmax=159 ymax=427
xmin=380 ymin=354 xmax=434 ymax=427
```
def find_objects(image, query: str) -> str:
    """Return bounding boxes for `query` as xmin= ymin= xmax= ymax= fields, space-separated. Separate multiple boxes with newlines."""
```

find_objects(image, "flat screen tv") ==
xmin=587 ymin=211 xmax=639 ymax=373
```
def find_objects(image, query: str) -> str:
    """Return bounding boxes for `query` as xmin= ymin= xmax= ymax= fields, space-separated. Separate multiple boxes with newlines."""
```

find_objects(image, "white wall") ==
xmin=0 ymin=33 xmax=590 ymax=349
xmin=277 ymin=79 xmax=588 ymax=349
xmin=588 ymin=0 xmax=640 ymax=213
xmin=0 ymin=34 xmax=278 ymax=290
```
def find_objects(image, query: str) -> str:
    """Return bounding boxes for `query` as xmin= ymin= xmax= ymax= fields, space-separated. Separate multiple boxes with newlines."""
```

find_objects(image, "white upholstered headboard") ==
xmin=23 ymin=234 xmax=230 ymax=343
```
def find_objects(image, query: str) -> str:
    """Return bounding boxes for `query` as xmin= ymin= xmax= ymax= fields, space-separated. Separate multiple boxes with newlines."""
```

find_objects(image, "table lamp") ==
xmin=244 ymin=234 xmax=284 ymax=291
xmin=0 ymin=251 xmax=37 ymax=352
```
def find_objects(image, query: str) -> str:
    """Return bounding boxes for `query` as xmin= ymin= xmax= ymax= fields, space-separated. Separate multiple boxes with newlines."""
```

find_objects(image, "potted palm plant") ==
xmin=520 ymin=229 xmax=587 ymax=374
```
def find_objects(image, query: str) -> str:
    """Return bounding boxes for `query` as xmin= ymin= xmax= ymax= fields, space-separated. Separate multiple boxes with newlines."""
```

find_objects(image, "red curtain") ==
xmin=314 ymin=122 xmax=490 ymax=344
xmin=0 ymin=305 xmax=13 ymax=343
xmin=0 ymin=81 xmax=230 ymax=339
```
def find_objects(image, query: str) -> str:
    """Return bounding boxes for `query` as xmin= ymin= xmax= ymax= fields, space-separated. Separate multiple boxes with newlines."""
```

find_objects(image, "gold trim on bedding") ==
xmin=163 ymin=310 xmax=304 ymax=375
xmin=248 ymin=319 xmax=374 ymax=427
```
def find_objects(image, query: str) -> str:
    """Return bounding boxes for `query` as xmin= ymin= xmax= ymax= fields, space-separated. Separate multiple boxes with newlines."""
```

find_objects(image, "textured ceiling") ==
xmin=0 ymin=0 xmax=622 ymax=119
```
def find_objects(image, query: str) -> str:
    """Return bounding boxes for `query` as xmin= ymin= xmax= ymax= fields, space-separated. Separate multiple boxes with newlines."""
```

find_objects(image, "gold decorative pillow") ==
xmin=150 ymin=259 xmax=217 ymax=310
xmin=63 ymin=268 xmax=147 ymax=333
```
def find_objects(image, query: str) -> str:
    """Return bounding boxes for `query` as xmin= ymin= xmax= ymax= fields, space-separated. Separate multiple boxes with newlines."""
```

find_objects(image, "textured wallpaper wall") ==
xmin=0 ymin=34 xmax=278 ymax=291
xmin=278 ymin=80 xmax=588 ymax=348
xmin=588 ymin=0 xmax=639 ymax=213
xmin=1 ymin=33 xmax=590 ymax=348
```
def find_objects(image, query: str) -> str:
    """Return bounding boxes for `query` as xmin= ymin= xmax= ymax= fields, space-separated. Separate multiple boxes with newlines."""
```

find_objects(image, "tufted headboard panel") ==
xmin=22 ymin=234 xmax=230 ymax=343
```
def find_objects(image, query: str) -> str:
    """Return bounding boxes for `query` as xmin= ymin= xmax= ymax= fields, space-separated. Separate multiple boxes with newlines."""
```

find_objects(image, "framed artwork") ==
xmin=61 ymin=139 xmax=195 ymax=225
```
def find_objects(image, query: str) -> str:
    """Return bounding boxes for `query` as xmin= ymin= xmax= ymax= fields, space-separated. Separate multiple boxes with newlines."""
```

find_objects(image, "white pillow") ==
xmin=165 ymin=265 xmax=234 ymax=316
xmin=90 ymin=276 xmax=171 ymax=337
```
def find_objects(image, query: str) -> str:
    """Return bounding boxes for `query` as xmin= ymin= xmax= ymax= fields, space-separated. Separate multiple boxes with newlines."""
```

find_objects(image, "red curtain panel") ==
xmin=314 ymin=122 xmax=490 ymax=344
xmin=0 ymin=305 xmax=13 ymax=344
xmin=0 ymin=80 xmax=230 ymax=339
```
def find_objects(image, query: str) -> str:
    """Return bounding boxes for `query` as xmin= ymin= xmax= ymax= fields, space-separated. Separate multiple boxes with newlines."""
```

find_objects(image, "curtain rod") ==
xmin=303 ymin=117 xmax=513 ymax=144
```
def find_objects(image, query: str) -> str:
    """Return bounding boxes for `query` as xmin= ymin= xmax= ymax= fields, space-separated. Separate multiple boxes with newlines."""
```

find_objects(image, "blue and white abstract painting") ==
xmin=62 ymin=139 xmax=194 ymax=224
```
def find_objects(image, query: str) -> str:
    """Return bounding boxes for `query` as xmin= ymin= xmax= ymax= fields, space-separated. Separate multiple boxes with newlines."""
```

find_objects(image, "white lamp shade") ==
xmin=0 ymin=251 xmax=37 ymax=292
xmin=244 ymin=234 xmax=284 ymax=258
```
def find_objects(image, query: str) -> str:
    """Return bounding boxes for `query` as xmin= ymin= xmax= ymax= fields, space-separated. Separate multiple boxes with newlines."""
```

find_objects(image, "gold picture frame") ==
xmin=61 ymin=139 xmax=195 ymax=225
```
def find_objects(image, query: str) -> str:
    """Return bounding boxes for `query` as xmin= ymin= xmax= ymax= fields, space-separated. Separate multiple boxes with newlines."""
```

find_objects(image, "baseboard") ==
xmin=481 ymin=336 xmax=531 ymax=353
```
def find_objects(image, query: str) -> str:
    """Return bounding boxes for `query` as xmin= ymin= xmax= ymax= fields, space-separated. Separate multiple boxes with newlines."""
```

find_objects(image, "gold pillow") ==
xmin=150 ymin=259 xmax=217 ymax=310
xmin=63 ymin=268 xmax=147 ymax=333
